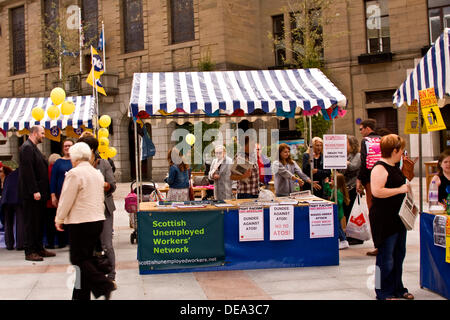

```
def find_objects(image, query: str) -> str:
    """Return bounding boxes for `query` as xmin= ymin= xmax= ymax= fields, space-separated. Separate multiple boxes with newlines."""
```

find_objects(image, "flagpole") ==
xmin=102 ymin=21 xmax=106 ymax=73
xmin=79 ymin=7 xmax=83 ymax=73
xmin=58 ymin=35 xmax=62 ymax=80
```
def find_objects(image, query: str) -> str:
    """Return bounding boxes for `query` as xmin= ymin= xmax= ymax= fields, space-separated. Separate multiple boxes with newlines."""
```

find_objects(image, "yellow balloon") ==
xmin=99 ymin=115 xmax=111 ymax=128
xmin=99 ymin=137 xmax=109 ymax=147
xmin=47 ymin=105 xmax=60 ymax=120
xmin=50 ymin=87 xmax=66 ymax=106
xmin=186 ymin=133 xmax=196 ymax=146
xmin=99 ymin=152 xmax=108 ymax=160
xmin=106 ymin=147 xmax=117 ymax=158
xmin=98 ymin=128 xmax=109 ymax=139
xmin=32 ymin=107 xmax=45 ymax=121
xmin=61 ymin=101 xmax=75 ymax=115
xmin=98 ymin=145 xmax=108 ymax=153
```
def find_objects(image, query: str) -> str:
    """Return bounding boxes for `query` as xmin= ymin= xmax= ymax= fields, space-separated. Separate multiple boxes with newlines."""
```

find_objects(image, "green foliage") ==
xmin=197 ymin=47 xmax=215 ymax=71
xmin=296 ymin=115 xmax=331 ymax=141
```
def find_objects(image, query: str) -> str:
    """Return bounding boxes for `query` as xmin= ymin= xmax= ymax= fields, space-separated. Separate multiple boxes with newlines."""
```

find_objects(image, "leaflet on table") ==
xmin=239 ymin=207 xmax=264 ymax=242
xmin=309 ymin=202 xmax=334 ymax=238
xmin=270 ymin=205 xmax=294 ymax=241
xmin=433 ymin=215 xmax=447 ymax=248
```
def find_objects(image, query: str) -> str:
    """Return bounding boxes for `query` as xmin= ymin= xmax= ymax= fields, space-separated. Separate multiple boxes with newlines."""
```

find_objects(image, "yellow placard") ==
xmin=446 ymin=218 xmax=450 ymax=264
xmin=418 ymin=88 xmax=447 ymax=132
xmin=404 ymin=101 xmax=428 ymax=134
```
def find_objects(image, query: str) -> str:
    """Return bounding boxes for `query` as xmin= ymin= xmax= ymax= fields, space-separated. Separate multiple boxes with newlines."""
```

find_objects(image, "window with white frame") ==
xmin=428 ymin=0 xmax=450 ymax=44
xmin=365 ymin=0 xmax=390 ymax=53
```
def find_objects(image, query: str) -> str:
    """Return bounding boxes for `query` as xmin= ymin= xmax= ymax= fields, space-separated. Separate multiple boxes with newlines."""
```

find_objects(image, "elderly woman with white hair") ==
xmin=208 ymin=145 xmax=233 ymax=200
xmin=55 ymin=142 xmax=115 ymax=300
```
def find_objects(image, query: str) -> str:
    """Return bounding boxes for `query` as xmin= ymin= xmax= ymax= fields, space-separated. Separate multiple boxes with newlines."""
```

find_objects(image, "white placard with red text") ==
xmin=323 ymin=134 xmax=347 ymax=169
xmin=309 ymin=202 xmax=334 ymax=238
xmin=270 ymin=205 xmax=294 ymax=241
xmin=239 ymin=207 xmax=264 ymax=242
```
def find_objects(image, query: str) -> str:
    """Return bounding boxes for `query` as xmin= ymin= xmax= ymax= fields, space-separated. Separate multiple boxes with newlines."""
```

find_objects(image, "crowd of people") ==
xmin=0 ymin=126 xmax=117 ymax=300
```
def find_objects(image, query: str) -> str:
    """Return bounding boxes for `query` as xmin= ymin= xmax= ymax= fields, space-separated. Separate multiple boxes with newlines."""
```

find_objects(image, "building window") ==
xmin=170 ymin=0 xmax=195 ymax=44
xmin=123 ymin=0 xmax=144 ymax=53
xmin=365 ymin=0 xmax=390 ymax=53
xmin=82 ymin=0 xmax=98 ymax=47
xmin=11 ymin=6 xmax=26 ymax=75
xmin=43 ymin=0 xmax=59 ymax=69
xmin=272 ymin=15 xmax=285 ymax=66
xmin=428 ymin=0 xmax=450 ymax=44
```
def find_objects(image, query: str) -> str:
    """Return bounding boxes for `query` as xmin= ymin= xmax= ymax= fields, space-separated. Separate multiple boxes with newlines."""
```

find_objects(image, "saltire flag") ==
xmin=86 ymin=46 xmax=107 ymax=96
xmin=97 ymin=30 xmax=104 ymax=51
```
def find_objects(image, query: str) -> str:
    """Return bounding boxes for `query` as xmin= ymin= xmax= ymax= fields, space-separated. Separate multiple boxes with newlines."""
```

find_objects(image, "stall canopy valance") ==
xmin=0 ymin=95 xmax=94 ymax=131
xmin=393 ymin=28 xmax=450 ymax=108
xmin=129 ymin=68 xmax=347 ymax=119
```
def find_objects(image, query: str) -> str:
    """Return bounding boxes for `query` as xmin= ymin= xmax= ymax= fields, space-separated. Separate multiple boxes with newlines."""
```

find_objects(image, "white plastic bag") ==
xmin=258 ymin=188 xmax=276 ymax=201
xmin=345 ymin=194 xmax=372 ymax=241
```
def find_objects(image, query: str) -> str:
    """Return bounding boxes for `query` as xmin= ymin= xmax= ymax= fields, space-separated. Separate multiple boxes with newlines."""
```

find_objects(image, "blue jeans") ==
xmin=375 ymin=229 xmax=408 ymax=300
xmin=338 ymin=223 xmax=347 ymax=242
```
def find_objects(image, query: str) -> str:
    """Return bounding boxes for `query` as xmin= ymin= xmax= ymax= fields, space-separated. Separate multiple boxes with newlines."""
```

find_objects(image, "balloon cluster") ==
xmin=32 ymin=87 xmax=76 ymax=121
xmin=98 ymin=115 xmax=117 ymax=159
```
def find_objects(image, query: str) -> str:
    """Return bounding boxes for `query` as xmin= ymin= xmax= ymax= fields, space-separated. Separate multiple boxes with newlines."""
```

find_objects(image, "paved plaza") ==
xmin=0 ymin=178 xmax=446 ymax=300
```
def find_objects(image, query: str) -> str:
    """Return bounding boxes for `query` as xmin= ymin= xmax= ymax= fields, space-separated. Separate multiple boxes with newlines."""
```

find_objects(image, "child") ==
xmin=329 ymin=173 xmax=350 ymax=250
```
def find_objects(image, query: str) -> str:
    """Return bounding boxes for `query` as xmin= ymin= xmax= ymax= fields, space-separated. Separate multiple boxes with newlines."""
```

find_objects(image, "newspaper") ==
xmin=231 ymin=156 xmax=253 ymax=176
xmin=398 ymin=188 xmax=419 ymax=230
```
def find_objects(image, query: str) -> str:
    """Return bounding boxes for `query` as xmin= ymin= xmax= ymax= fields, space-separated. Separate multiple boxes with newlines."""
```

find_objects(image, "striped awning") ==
xmin=393 ymin=28 xmax=450 ymax=108
xmin=0 ymin=95 xmax=95 ymax=131
xmin=129 ymin=68 xmax=347 ymax=118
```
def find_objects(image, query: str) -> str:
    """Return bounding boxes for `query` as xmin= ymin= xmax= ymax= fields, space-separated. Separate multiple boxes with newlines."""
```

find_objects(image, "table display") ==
xmin=420 ymin=211 xmax=450 ymax=299
xmin=137 ymin=198 xmax=339 ymax=274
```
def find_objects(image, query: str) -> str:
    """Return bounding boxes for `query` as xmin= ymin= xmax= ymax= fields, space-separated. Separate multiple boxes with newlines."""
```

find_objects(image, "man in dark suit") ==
xmin=19 ymin=125 xmax=55 ymax=261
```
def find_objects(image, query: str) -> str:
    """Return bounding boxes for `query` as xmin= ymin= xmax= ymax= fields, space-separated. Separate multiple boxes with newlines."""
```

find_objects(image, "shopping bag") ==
xmin=345 ymin=194 xmax=372 ymax=241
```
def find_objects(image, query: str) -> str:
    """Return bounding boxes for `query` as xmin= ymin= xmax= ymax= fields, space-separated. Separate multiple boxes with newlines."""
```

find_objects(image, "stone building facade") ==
xmin=0 ymin=0 xmax=448 ymax=181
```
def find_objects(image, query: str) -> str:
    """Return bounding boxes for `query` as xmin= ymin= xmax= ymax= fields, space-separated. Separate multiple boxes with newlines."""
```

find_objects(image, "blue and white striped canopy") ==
xmin=393 ymin=28 xmax=450 ymax=108
xmin=129 ymin=68 xmax=347 ymax=117
xmin=0 ymin=95 xmax=95 ymax=131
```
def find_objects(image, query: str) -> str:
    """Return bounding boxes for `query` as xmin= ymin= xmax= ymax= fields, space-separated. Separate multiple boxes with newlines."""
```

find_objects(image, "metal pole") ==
xmin=309 ymin=116 xmax=313 ymax=193
xmin=134 ymin=119 xmax=140 ymax=211
xmin=333 ymin=117 xmax=337 ymax=204
xmin=418 ymin=101 xmax=423 ymax=213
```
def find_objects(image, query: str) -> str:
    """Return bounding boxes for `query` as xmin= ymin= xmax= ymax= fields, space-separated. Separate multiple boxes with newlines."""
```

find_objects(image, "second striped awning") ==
xmin=129 ymin=68 xmax=347 ymax=118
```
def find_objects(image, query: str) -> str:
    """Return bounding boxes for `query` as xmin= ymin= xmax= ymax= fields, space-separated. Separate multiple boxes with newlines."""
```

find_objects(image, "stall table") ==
xmin=420 ymin=211 xmax=450 ymax=299
xmin=136 ymin=198 xmax=339 ymax=274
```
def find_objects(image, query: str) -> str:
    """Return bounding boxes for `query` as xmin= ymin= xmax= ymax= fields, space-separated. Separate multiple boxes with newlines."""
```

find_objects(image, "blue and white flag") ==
xmin=97 ymin=30 xmax=104 ymax=51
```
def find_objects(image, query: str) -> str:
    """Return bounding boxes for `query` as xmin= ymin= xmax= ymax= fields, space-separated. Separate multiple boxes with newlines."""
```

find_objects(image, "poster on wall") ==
xmin=309 ymin=202 xmax=334 ymax=239
xmin=239 ymin=207 xmax=264 ymax=242
xmin=269 ymin=205 xmax=294 ymax=241
xmin=323 ymin=134 xmax=347 ymax=169
xmin=433 ymin=215 xmax=447 ymax=248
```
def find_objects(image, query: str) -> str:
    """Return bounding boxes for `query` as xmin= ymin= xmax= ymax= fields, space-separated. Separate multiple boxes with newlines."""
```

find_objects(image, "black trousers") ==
xmin=45 ymin=207 xmax=67 ymax=247
xmin=4 ymin=204 xmax=25 ymax=249
xmin=23 ymin=199 xmax=46 ymax=256
xmin=68 ymin=221 xmax=113 ymax=300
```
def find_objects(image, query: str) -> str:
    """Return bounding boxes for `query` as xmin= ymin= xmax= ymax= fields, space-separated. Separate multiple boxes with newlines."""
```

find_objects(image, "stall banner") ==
xmin=239 ymin=207 xmax=264 ymax=242
xmin=309 ymin=202 xmax=334 ymax=238
xmin=323 ymin=134 xmax=347 ymax=169
xmin=404 ymin=101 xmax=428 ymax=134
xmin=45 ymin=126 xmax=61 ymax=142
xmin=446 ymin=217 xmax=450 ymax=264
xmin=137 ymin=210 xmax=225 ymax=271
xmin=418 ymin=88 xmax=447 ymax=132
xmin=269 ymin=205 xmax=294 ymax=241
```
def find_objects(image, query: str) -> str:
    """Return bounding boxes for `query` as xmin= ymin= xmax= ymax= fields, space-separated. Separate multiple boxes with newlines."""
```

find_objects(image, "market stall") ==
xmin=393 ymin=28 xmax=450 ymax=298
xmin=137 ymin=198 xmax=338 ymax=274
xmin=0 ymin=95 xmax=95 ymax=139
xmin=128 ymin=68 xmax=347 ymax=273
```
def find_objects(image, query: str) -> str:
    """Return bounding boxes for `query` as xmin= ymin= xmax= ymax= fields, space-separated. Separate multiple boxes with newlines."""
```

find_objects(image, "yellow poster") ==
xmin=404 ymin=101 xmax=428 ymax=134
xmin=446 ymin=217 xmax=450 ymax=264
xmin=418 ymin=88 xmax=447 ymax=132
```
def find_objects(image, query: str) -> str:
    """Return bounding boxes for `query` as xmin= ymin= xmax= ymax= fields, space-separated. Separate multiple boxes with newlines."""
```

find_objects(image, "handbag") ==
xmin=402 ymin=155 xmax=418 ymax=181
xmin=345 ymin=194 xmax=371 ymax=241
